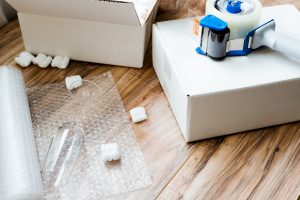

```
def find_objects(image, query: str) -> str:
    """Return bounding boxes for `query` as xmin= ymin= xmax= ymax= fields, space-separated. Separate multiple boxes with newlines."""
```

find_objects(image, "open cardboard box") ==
xmin=5 ymin=0 xmax=159 ymax=68
xmin=153 ymin=4 xmax=300 ymax=142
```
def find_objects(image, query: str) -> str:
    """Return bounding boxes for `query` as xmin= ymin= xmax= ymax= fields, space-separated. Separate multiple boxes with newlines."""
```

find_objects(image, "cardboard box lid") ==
xmin=156 ymin=5 xmax=300 ymax=96
xmin=5 ymin=0 xmax=147 ymax=26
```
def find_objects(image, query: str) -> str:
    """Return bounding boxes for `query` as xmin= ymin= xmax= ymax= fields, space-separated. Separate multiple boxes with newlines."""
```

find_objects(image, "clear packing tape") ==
xmin=190 ymin=0 xmax=262 ymax=40
xmin=27 ymin=71 xmax=152 ymax=199
xmin=206 ymin=0 xmax=262 ymax=39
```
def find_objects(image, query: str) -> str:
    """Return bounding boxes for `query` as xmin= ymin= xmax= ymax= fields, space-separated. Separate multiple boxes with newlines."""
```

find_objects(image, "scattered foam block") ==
xmin=130 ymin=107 xmax=147 ymax=123
xmin=32 ymin=53 xmax=52 ymax=68
xmin=65 ymin=75 xmax=83 ymax=90
xmin=15 ymin=51 xmax=35 ymax=67
xmin=101 ymin=143 xmax=121 ymax=162
xmin=51 ymin=56 xmax=70 ymax=69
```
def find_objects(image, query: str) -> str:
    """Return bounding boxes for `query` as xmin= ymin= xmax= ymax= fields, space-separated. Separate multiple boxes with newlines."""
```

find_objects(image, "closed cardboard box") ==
xmin=153 ymin=5 xmax=300 ymax=142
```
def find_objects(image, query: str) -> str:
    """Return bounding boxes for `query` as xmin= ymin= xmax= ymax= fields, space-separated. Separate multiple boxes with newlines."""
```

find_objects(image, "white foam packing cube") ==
xmin=33 ymin=53 xmax=52 ymax=68
xmin=152 ymin=5 xmax=300 ymax=142
xmin=130 ymin=107 xmax=147 ymax=123
xmin=52 ymin=56 xmax=70 ymax=69
xmin=101 ymin=143 xmax=121 ymax=162
xmin=15 ymin=51 xmax=35 ymax=67
xmin=65 ymin=75 xmax=82 ymax=90
xmin=5 ymin=0 xmax=159 ymax=68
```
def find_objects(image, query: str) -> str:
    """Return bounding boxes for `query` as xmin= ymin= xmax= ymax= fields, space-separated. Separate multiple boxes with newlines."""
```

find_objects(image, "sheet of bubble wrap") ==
xmin=26 ymin=71 xmax=152 ymax=199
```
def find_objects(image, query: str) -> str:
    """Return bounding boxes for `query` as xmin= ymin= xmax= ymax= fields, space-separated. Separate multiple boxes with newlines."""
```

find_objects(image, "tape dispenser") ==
xmin=195 ymin=0 xmax=300 ymax=60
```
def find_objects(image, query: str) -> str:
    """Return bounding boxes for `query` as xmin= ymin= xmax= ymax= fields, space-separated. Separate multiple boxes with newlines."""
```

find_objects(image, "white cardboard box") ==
xmin=153 ymin=5 xmax=300 ymax=142
xmin=5 ymin=0 xmax=158 ymax=68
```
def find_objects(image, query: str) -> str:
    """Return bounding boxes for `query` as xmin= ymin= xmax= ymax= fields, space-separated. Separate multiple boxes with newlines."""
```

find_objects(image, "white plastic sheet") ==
xmin=27 ymin=71 xmax=152 ymax=199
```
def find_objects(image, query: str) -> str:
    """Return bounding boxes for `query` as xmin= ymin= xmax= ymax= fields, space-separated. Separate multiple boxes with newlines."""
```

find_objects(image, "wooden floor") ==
xmin=1 ymin=0 xmax=300 ymax=199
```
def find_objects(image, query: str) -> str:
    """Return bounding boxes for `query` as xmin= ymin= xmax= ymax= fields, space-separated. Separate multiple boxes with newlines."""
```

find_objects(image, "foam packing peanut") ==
xmin=32 ymin=53 xmax=52 ymax=68
xmin=101 ymin=143 xmax=121 ymax=162
xmin=130 ymin=107 xmax=147 ymax=123
xmin=51 ymin=56 xmax=70 ymax=69
xmin=65 ymin=75 xmax=83 ymax=90
xmin=15 ymin=51 xmax=35 ymax=67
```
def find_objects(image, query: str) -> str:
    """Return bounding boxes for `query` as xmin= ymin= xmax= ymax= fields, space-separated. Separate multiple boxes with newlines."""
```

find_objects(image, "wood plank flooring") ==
xmin=0 ymin=1 xmax=299 ymax=199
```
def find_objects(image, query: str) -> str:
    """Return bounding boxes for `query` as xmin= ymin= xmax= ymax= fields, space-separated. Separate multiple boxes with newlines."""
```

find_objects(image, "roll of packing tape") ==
xmin=206 ymin=0 xmax=262 ymax=39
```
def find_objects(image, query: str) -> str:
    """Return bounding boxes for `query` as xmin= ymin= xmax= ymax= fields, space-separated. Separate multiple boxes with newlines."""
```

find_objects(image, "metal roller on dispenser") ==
xmin=196 ymin=0 xmax=300 ymax=60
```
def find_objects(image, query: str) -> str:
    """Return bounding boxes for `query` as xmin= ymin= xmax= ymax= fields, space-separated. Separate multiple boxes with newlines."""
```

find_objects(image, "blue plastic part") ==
xmin=226 ymin=0 xmax=242 ymax=14
xmin=196 ymin=19 xmax=275 ymax=57
xmin=226 ymin=19 xmax=275 ymax=56
xmin=196 ymin=47 xmax=206 ymax=55
xmin=200 ymin=15 xmax=228 ymax=31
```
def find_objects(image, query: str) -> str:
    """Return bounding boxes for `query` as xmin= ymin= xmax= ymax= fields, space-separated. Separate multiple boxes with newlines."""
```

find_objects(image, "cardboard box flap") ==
xmin=143 ymin=0 xmax=158 ymax=24
xmin=5 ymin=0 xmax=141 ymax=26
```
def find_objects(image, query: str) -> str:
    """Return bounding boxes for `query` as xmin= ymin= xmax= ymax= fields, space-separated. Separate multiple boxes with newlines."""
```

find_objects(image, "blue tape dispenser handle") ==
xmin=195 ymin=14 xmax=278 ymax=59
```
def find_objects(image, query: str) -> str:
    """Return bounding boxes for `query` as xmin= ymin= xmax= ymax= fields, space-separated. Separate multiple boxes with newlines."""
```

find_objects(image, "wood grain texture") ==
xmin=0 ymin=0 xmax=300 ymax=199
xmin=156 ymin=1 xmax=300 ymax=200
xmin=158 ymin=125 xmax=300 ymax=200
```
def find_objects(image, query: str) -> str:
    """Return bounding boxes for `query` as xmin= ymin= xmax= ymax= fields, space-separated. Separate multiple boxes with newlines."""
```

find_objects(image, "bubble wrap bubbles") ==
xmin=0 ymin=66 xmax=43 ymax=200
xmin=27 ymin=71 xmax=152 ymax=199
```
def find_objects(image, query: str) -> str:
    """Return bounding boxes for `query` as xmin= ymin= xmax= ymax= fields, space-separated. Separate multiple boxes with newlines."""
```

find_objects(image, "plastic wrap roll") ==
xmin=206 ymin=0 xmax=262 ymax=39
xmin=0 ymin=66 xmax=43 ymax=200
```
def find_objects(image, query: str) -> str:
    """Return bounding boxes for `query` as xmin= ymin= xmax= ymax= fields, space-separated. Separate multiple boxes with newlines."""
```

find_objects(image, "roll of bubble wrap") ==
xmin=0 ymin=66 xmax=43 ymax=200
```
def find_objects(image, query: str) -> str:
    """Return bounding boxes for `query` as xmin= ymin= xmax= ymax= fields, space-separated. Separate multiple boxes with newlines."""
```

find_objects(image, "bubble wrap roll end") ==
xmin=0 ymin=66 xmax=43 ymax=200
